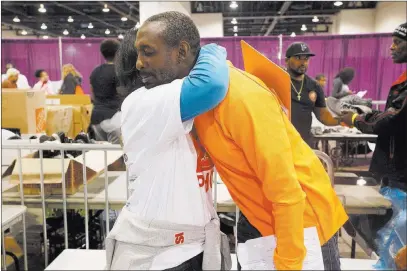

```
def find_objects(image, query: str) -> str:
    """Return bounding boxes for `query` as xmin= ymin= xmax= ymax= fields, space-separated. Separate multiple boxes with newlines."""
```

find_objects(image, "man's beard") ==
xmin=143 ymin=53 xmax=180 ymax=89
xmin=144 ymin=69 xmax=177 ymax=89
xmin=393 ymin=54 xmax=407 ymax=64
xmin=289 ymin=67 xmax=306 ymax=77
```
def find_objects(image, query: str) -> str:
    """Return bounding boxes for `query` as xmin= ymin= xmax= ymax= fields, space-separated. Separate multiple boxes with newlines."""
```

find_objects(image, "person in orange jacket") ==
xmin=127 ymin=11 xmax=348 ymax=270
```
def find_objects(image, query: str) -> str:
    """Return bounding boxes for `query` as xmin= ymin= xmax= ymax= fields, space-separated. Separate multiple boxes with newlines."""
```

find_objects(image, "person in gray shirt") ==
xmin=331 ymin=67 xmax=372 ymax=108
xmin=332 ymin=67 xmax=355 ymax=98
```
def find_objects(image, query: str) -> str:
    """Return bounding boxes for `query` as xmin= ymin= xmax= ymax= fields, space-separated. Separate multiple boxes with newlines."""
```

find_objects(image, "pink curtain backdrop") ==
xmin=2 ymin=33 xmax=404 ymax=101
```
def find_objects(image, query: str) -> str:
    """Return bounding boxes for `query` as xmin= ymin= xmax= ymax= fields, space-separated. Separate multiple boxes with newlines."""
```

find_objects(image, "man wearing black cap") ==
xmin=341 ymin=23 xmax=407 ymax=265
xmin=342 ymin=23 xmax=407 ymax=189
xmin=285 ymin=42 xmax=344 ymax=146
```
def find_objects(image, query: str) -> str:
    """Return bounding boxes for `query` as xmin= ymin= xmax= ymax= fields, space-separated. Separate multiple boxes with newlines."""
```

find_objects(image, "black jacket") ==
xmin=354 ymin=72 xmax=407 ymax=187
xmin=61 ymin=74 xmax=82 ymax=94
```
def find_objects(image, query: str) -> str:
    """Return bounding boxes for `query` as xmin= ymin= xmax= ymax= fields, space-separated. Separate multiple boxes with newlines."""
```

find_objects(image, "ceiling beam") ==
xmin=53 ymin=1 xmax=124 ymax=31
xmin=225 ymin=22 xmax=333 ymax=27
xmin=1 ymin=6 xmax=31 ymax=19
xmin=228 ymin=28 xmax=330 ymax=34
xmin=10 ymin=23 xmax=131 ymax=31
xmin=264 ymin=1 xmax=292 ymax=36
xmin=258 ymin=17 xmax=270 ymax=36
xmin=224 ymin=8 xmax=345 ymax=17
xmin=124 ymin=1 xmax=139 ymax=12
xmin=224 ymin=14 xmax=334 ymax=20
xmin=1 ymin=22 xmax=60 ymax=37
xmin=99 ymin=2 xmax=139 ymax=24
xmin=1 ymin=15 xmax=132 ymax=23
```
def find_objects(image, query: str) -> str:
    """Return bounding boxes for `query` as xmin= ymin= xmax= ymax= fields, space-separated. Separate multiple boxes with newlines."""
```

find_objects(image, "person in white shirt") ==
xmin=105 ymin=18 xmax=230 ymax=270
xmin=1 ymin=63 xmax=30 ymax=89
xmin=33 ymin=69 xmax=54 ymax=95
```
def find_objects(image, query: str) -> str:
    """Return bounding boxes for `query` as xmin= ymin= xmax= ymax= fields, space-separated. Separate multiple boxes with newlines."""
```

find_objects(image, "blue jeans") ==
xmin=237 ymin=213 xmax=341 ymax=270
xmin=164 ymin=252 xmax=203 ymax=271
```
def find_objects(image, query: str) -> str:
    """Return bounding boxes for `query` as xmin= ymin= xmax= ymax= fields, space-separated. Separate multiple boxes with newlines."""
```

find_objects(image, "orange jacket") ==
xmin=195 ymin=64 xmax=348 ymax=270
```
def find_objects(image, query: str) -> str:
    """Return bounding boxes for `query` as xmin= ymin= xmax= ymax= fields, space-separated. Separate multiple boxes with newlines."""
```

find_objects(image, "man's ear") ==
xmin=178 ymin=41 xmax=191 ymax=63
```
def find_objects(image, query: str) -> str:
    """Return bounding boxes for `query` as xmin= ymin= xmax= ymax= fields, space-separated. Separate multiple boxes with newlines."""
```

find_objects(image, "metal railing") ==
xmin=372 ymin=100 xmax=386 ymax=110
xmin=1 ymin=142 xmax=335 ymax=270
xmin=2 ymin=142 xmax=124 ymax=269
xmin=314 ymin=150 xmax=335 ymax=186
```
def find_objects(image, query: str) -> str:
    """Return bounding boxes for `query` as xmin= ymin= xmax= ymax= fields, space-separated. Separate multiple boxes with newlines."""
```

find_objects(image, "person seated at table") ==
xmin=315 ymin=74 xmax=327 ymax=89
xmin=2 ymin=68 xmax=20 ymax=89
xmin=332 ymin=67 xmax=355 ymax=99
xmin=1 ymin=63 xmax=30 ymax=89
xmin=33 ymin=69 xmax=54 ymax=95
xmin=330 ymin=67 xmax=372 ymax=109
xmin=341 ymin=22 xmax=407 ymax=269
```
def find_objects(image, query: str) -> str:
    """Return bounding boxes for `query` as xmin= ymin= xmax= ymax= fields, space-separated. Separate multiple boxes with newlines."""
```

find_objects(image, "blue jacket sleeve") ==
xmin=180 ymin=43 xmax=229 ymax=122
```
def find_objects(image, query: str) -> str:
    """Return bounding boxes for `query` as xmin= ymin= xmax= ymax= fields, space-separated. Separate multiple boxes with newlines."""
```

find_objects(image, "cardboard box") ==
xmin=46 ymin=96 xmax=93 ymax=137
xmin=4 ymin=150 xmax=124 ymax=195
xmin=2 ymin=90 xmax=46 ymax=134
xmin=46 ymin=94 xmax=91 ymax=105
xmin=46 ymin=106 xmax=74 ymax=136
xmin=69 ymin=105 xmax=89 ymax=138
xmin=81 ymin=104 xmax=93 ymax=132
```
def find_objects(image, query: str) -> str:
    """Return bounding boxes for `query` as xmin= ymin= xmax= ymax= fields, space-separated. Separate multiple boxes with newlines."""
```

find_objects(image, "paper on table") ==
xmin=356 ymin=90 xmax=367 ymax=98
xmin=367 ymin=141 xmax=376 ymax=152
xmin=237 ymin=227 xmax=324 ymax=270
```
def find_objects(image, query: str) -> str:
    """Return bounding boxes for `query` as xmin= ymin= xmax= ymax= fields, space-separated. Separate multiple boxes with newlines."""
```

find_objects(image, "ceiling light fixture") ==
xmin=63 ymin=29 xmax=69 ymax=35
xmin=312 ymin=16 xmax=319 ymax=23
xmin=121 ymin=17 xmax=128 ymax=22
xmin=43 ymin=35 xmax=49 ymax=39
xmin=21 ymin=30 xmax=28 ymax=35
xmin=230 ymin=1 xmax=238 ymax=9
xmin=234 ymin=33 xmax=238 ymax=36
xmin=231 ymin=18 xmax=237 ymax=24
xmin=88 ymin=23 xmax=94 ymax=29
xmin=13 ymin=16 xmax=20 ymax=23
xmin=334 ymin=1 xmax=343 ymax=7
xmin=102 ymin=4 xmax=110 ymax=12
xmin=41 ymin=23 xmax=47 ymax=30
xmin=67 ymin=16 xmax=74 ymax=23
xmin=290 ymin=32 xmax=296 ymax=37
xmin=118 ymin=34 xmax=124 ymax=39
xmin=81 ymin=34 xmax=86 ymax=39
xmin=105 ymin=29 xmax=110 ymax=35
xmin=135 ymin=22 xmax=141 ymax=29
xmin=38 ymin=4 xmax=46 ymax=13
xmin=301 ymin=24 xmax=307 ymax=31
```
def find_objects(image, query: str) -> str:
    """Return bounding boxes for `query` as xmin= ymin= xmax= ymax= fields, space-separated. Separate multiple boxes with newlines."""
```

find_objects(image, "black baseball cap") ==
xmin=393 ymin=22 xmax=407 ymax=41
xmin=285 ymin=42 xmax=316 ymax=58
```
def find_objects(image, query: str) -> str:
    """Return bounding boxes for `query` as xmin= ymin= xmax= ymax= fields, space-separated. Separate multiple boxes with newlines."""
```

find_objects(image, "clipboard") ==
xmin=241 ymin=40 xmax=291 ymax=120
